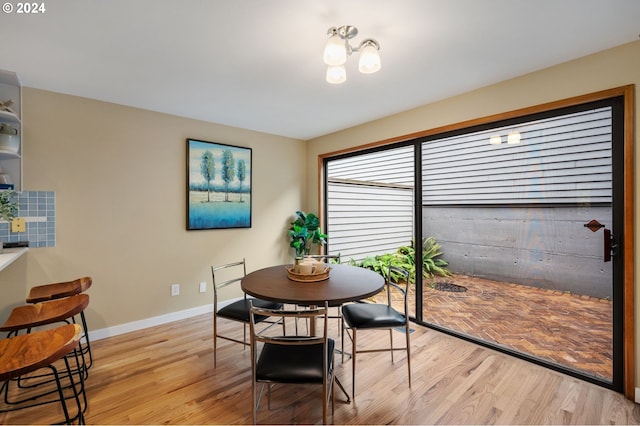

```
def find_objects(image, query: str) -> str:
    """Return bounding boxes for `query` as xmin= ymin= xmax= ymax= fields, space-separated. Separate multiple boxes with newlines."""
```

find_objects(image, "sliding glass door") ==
xmin=419 ymin=101 xmax=622 ymax=387
xmin=323 ymin=94 xmax=627 ymax=391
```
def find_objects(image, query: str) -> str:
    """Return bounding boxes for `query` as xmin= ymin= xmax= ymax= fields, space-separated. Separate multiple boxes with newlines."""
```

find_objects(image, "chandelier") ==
xmin=323 ymin=25 xmax=381 ymax=84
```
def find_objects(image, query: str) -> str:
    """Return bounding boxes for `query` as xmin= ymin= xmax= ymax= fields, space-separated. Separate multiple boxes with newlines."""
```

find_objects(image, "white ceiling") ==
xmin=2 ymin=0 xmax=639 ymax=140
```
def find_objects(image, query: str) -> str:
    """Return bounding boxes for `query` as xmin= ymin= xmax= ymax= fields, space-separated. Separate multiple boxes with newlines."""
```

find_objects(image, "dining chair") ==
xmin=249 ymin=301 xmax=335 ymax=425
xmin=211 ymin=259 xmax=283 ymax=368
xmin=341 ymin=265 xmax=411 ymax=399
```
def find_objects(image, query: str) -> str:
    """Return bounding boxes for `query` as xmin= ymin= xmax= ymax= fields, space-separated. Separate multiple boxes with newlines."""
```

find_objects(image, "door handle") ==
xmin=604 ymin=228 xmax=617 ymax=262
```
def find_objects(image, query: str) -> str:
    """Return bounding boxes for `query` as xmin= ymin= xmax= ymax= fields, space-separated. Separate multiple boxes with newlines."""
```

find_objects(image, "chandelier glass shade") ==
xmin=326 ymin=65 xmax=347 ymax=84
xmin=358 ymin=40 xmax=381 ymax=73
xmin=323 ymin=34 xmax=348 ymax=66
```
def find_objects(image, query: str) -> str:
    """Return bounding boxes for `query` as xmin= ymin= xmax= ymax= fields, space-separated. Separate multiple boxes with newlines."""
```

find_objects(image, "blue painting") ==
xmin=187 ymin=139 xmax=252 ymax=229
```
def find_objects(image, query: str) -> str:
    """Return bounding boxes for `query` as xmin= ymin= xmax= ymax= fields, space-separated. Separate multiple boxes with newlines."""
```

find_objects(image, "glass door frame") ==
xmin=318 ymin=85 xmax=635 ymax=398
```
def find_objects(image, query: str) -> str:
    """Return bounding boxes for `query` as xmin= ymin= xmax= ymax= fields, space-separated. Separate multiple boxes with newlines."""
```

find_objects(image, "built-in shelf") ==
xmin=0 ymin=247 xmax=27 ymax=271
xmin=0 ymin=69 xmax=22 ymax=191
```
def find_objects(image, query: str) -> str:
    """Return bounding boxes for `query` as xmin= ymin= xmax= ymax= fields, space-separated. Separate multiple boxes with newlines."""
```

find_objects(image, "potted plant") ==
xmin=287 ymin=210 xmax=328 ymax=260
xmin=0 ymin=189 xmax=17 ymax=253
xmin=0 ymin=189 xmax=17 ymax=222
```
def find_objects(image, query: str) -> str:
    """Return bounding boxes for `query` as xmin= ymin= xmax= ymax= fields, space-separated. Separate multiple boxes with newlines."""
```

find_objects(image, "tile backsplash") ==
xmin=0 ymin=191 xmax=55 ymax=248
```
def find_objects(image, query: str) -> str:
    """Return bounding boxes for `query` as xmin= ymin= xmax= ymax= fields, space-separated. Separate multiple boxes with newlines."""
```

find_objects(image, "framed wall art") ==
xmin=187 ymin=139 xmax=252 ymax=230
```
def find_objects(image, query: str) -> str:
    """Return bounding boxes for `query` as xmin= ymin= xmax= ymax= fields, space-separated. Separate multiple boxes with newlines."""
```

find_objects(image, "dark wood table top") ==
xmin=241 ymin=263 xmax=384 ymax=306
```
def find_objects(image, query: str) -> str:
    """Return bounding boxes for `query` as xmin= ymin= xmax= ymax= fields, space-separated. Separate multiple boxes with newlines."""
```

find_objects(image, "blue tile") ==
xmin=0 ymin=190 xmax=57 ymax=247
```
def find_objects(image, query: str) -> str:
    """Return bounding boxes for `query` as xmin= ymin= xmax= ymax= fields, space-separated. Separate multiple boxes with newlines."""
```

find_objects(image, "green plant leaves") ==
xmin=0 ymin=190 xmax=17 ymax=222
xmin=287 ymin=211 xmax=327 ymax=257
xmin=348 ymin=236 xmax=451 ymax=283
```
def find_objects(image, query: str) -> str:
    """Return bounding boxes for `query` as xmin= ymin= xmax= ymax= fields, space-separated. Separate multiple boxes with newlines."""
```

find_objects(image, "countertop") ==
xmin=0 ymin=247 xmax=27 ymax=271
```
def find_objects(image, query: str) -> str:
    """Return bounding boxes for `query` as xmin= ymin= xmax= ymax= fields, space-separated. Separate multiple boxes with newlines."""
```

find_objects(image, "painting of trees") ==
xmin=187 ymin=139 xmax=252 ymax=229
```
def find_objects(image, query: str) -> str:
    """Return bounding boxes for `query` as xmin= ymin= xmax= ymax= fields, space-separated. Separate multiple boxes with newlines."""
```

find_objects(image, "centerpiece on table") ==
xmin=286 ymin=210 xmax=331 ymax=281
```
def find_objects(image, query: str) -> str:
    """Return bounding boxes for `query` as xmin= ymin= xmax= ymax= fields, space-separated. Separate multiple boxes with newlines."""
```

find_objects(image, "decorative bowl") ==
xmin=286 ymin=265 xmax=331 ymax=282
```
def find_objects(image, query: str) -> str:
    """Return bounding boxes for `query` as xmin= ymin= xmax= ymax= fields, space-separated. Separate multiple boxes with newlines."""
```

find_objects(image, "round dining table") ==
xmin=242 ymin=263 xmax=383 ymax=404
xmin=241 ymin=263 xmax=384 ymax=307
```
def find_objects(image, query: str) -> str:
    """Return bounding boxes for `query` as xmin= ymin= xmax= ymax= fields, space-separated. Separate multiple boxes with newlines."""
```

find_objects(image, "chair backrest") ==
xmin=303 ymin=254 xmax=341 ymax=264
xmin=211 ymin=259 xmax=247 ymax=307
xmin=249 ymin=301 xmax=329 ymax=343
xmin=386 ymin=266 xmax=411 ymax=316
xmin=249 ymin=302 xmax=332 ymax=423
xmin=26 ymin=276 xmax=92 ymax=303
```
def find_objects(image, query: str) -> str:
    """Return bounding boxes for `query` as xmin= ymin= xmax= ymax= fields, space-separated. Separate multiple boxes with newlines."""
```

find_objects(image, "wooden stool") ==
xmin=26 ymin=277 xmax=93 ymax=371
xmin=1 ymin=294 xmax=93 ymax=374
xmin=26 ymin=276 xmax=92 ymax=303
xmin=0 ymin=324 xmax=86 ymax=424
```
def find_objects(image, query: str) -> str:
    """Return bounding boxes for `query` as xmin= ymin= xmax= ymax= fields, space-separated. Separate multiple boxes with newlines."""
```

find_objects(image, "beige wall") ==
xmin=0 ymin=89 xmax=306 ymax=330
xmin=307 ymin=40 xmax=640 ymax=384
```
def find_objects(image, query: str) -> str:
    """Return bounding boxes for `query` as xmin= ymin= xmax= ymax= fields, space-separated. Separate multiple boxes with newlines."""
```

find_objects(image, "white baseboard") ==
xmin=635 ymin=387 xmax=640 ymax=404
xmin=91 ymin=303 xmax=215 ymax=341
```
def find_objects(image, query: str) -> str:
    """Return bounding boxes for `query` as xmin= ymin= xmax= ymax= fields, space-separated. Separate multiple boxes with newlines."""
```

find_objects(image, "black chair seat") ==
xmin=256 ymin=338 xmax=335 ymax=383
xmin=218 ymin=298 xmax=282 ymax=323
xmin=342 ymin=303 xmax=406 ymax=329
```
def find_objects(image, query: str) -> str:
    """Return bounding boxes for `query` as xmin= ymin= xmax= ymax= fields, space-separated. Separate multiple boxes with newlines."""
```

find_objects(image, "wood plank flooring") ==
xmin=1 ymin=311 xmax=639 ymax=424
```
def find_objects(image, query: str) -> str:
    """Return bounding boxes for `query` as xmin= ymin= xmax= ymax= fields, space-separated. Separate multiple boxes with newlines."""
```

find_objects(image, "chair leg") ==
xmin=44 ymin=356 xmax=86 ymax=425
xmin=50 ymin=365 xmax=72 ymax=424
xmin=341 ymin=317 xmax=344 ymax=364
xmin=63 ymin=349 xmax=87 ymax=424
xmin=77 ymin=311 xmax=93 ymax=372
xmin=213 ymin=315 xmax=218 ymax=368
xmin=406 ymin=324 xmax=412 ymax=388
xmin=252 ymin=380 xmax=257 ymax=425
xmin=389 ymin=329 xmax=394 ymax=363
xmin=351 ymin=328 xmax=357 ymax=400
xmin=322 ymin=380 xmax=327 ymax=425
xmin=331 ymin=376 xmax=335 ymax=414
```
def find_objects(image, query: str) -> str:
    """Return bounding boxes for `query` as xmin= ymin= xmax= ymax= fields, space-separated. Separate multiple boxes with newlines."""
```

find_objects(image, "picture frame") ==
xmin=187 ymin=139 xmax=252 ymax=230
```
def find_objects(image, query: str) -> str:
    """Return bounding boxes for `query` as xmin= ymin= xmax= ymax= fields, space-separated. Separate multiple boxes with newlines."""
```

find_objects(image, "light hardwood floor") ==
xmin=2 ymin=312 xmax=639 ymax=424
